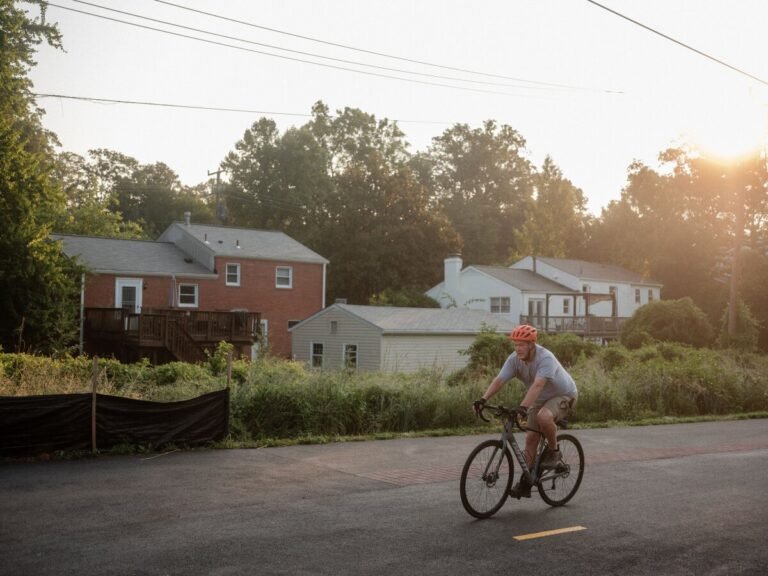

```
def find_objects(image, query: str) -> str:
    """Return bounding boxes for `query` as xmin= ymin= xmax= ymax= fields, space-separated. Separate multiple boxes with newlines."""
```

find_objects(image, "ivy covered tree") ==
xmin=0 ymin=0 xmax=81 ymax=353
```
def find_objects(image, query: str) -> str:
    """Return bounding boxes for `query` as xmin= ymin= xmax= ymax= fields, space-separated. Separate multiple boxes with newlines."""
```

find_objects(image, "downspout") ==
xmin=322 ymin=262 xmax=327 ymax=308
xmin=79 ymin=273 xmax=85 ymax=354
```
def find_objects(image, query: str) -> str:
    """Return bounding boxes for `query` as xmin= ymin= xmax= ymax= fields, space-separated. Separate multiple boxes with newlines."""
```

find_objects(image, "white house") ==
xmin=426 ymin=255 xmax=663 ymax=340
xmin=290 ymin=303 xmax=516 ymax=373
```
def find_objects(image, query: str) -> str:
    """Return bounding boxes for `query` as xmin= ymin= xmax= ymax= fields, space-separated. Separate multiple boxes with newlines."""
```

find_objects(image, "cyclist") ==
xmin=473 ymin=324 xmax=578 ymax=499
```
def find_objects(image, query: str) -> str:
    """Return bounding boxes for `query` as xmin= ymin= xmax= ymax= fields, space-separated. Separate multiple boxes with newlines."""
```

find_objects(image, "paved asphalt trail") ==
xmin=1 ymin=420 xmax=767 ymax=576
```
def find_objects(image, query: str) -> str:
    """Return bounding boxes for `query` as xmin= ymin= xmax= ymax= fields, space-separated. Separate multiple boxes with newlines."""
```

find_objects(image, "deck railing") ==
xmin=83 ymin=308 xmax=260 ymax=362
xmin=519 ymin=315 xmax=628 ymax=337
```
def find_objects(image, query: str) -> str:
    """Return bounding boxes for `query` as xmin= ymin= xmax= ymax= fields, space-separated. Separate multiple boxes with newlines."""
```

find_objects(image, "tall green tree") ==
xmin=0 ymin=0 xmax=81 ymax=353
xmin=514 ymin=156 xmax=591 ymax=259
xmin=424 ymin=120 xmax=533 ymax=265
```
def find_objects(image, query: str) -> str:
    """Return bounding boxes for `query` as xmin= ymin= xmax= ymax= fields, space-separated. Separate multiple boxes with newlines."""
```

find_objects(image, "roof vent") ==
xmin=204 ymin=233 xmax=209 ymax=244
xmin=236 ymin=239 xmax=241 ymax=249
xmin=184 ymin=211 xmax=191 ymax=226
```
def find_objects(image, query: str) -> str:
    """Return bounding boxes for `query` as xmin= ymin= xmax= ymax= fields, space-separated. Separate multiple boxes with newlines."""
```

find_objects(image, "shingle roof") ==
xmin=472 ymin=266 xmax=575 ymax=292
xmin=536 ymin=257 xmax=661 ymax=285
xmin=335 ymin=304 xmax=517 ymax=334
xmin=52 ymin=234 xmax=215 ymax=277
xmin=163 ymin=222 xmax=329 ymax=264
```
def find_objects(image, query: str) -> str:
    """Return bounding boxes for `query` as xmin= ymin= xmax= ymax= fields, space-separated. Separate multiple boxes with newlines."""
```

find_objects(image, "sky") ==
xmin=28 ymin=0 xmax=768 ymax=215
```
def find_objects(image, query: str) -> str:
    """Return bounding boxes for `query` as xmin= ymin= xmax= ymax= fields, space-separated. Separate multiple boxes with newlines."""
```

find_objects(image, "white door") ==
xmin=115 ymin=278 xmax=143 ymax=313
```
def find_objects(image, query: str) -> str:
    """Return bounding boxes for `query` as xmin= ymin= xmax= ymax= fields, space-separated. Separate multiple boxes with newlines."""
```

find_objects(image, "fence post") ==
xmin=91 ymin=356 xmax=98 ymax=454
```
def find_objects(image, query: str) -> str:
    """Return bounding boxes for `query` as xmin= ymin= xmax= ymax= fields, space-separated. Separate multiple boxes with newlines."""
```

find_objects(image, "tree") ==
xmin=425 ymin=120 xmax=534 ymax=265
xmin=221 ymin=102 xmax=460 ymax=304
xmin=514 ymin=156 xmax=591 ymax=259
xmin=0 ymin=0 xmax=81 ymax=353
xmin=620 ymin=298 xmax=714 ymax=349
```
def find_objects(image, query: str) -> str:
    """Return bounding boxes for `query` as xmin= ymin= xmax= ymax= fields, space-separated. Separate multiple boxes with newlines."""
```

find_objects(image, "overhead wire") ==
xmin=585 ymin=0 xmax=768 ymax=87
xmin=153 ymin=0 xmax=619 ymax=93
xmin=31 ymin=93 xmax=455 ymax=126
xmin=46 ymin=2 xmax=570 ymax=100
xmin=67 ymin=0 xmax=605 ymax=93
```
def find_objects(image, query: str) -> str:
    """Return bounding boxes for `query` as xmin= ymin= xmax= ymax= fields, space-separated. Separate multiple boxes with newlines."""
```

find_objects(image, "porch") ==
xmin=82 ymin=308 xmax=262 ymax=364
xmin=519 ymin=315 xmax=628 ymax=340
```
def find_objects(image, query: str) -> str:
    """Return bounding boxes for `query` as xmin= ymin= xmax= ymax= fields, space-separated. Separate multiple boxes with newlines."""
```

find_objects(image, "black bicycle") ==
xmin=460 ymin=403 xmax=584 ymax=518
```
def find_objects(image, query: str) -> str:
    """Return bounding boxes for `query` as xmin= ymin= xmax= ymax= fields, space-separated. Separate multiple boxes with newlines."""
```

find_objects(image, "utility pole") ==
xmin=208 ymin=168 xmax=225 ymax=223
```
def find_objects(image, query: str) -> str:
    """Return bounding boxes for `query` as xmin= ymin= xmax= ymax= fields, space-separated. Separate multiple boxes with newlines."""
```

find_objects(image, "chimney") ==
xmin=444 ymin=254 xmax=463 ymax=302
xmin=184 ymin=211 xmax=191 ymax=226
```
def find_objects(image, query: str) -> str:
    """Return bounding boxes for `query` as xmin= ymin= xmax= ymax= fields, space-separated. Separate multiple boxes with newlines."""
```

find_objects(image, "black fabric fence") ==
xmin=0 ymin=389 xmax=229 ymax=457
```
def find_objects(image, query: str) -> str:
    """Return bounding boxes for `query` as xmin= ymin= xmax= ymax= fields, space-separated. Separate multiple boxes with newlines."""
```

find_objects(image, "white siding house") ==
xmin=427 ymin=255 xmax=663 ymax=340
xmin=290 ymin=303 xmax=516 ymax=373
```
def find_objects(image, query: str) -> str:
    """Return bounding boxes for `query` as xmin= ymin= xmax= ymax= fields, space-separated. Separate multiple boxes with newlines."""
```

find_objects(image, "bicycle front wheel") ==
xmin=537 ymin=433 xmax=584 ymax=507
xmin=460 ymin=439 xmax=514 ymax=519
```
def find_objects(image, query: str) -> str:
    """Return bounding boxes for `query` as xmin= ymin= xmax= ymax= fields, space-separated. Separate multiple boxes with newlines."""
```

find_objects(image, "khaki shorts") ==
xmin=526 ymin=395 xmax=576 ymax=431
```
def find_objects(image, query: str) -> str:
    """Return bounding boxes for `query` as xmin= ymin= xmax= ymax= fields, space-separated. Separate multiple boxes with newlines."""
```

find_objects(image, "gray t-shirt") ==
xmin=496 ymin=344 xmax=577 ymax=405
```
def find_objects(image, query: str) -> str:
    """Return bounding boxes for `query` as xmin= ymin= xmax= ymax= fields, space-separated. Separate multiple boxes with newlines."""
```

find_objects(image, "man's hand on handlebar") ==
xmin=472 ymin=397 xmax=486 ymax=417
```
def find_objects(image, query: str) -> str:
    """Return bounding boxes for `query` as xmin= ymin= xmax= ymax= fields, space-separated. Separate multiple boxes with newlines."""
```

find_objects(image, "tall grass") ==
xmin=2 ymin=343 xmax=767 ymax=443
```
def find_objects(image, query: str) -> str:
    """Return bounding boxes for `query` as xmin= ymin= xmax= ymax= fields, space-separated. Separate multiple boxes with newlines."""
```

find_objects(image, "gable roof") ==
xmin=535 ymin=257 xmax=661 ymax=285
xmin=293 ymin=303 xmax=517 ymax=335
xmin=52 ymin=234 xmax=215 ymax=277
xmin=160 ymin=222 xmax=329 ymax=264
xmin=471 ymin=266 xmax=575 ymax=292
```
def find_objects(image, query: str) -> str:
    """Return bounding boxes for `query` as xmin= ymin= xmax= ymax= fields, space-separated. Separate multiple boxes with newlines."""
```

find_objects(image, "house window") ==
xmin=635 ymin=288 xmax=641 ymax=304
xmin=490 ymin=297 xmax=510 ymax=314
xmin=648 ymin=289 xmax=654 ymax=302
xmin=276 ymin=266 xmax=293 ymax=288
xmin=563 ymin=299 xmax=570 ymax=314
xmin=330 ymin=320 xmax=338 ymax=334
xmin=178 ymin=284 xmax=198 ymax=307
xmin=343 ymin=344 xmax=358 ymax=370
xmin=226 ymin=263 xmax=240 ymax=286
xmin=311 ymin=343 xmax=324 ymax=368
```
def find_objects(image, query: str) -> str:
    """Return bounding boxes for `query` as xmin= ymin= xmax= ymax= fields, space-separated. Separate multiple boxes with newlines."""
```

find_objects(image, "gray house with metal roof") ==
xmin=427 ymin=255 xmax=662 ymax=340
xmin=290 ymin=303 xmax=516 ymax=373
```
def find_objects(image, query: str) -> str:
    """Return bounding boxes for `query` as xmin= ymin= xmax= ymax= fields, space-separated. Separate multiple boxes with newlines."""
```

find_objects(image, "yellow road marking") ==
xmin=514 ymin=526 xmax=587 ymax=541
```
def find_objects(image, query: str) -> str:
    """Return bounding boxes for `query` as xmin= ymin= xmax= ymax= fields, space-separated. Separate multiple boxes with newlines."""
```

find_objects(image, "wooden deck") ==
xmin=83 ymin=308 xmax=261 ymax=363
xmin=520 ymin=315 xmax=628 ymax=339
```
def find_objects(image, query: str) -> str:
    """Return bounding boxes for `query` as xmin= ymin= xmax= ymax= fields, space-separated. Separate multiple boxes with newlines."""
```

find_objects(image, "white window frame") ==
xmin=178 ymin=283 xmax=199 ymax=308
xmin=648 ymin=289 xmax=654 ymax=302
xmin=343 ymin=344 xmax=358 ymax=370
xmin=635 ymin=288 xmax=641 ymax=304
xmin=226 ymin=263 xmax=241 ymax=286
xmin=563 ymin=299 xmax=570 ymax=314
xmin=276 ymin=266 xmax=293 ymax=289
xmin=490 ymin=297 xmax=510 ymax=314
xmin=311 ymin=342 xmax=324 ymax=368
xmin=330 ymin=320 xmax=338 ymax=334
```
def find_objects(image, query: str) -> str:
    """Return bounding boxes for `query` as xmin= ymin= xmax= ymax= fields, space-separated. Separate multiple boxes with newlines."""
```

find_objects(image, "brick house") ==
xmin=53 ymin=214 xmax=328 ymax=363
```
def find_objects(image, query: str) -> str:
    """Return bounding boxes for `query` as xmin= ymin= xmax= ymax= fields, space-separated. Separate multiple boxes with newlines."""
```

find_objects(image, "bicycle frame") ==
xmin=496 ymin=415 xmax=547 ymax=486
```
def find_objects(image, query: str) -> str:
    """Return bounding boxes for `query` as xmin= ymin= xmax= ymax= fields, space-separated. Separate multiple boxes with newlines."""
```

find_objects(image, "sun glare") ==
xmin=687 ymin=87 xmax=768 ymax=163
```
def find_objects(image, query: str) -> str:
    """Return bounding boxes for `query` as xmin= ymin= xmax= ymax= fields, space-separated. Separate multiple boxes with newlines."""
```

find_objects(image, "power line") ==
xmin=585 ymin=0 xmax=768 ymax=87
xmin=67 ymin=0 xmax=597 ymax=93
xmin=31 ymin=93 xmax=454 ymax=126
xmin=47 ymin=2 xmax=565 ymax=100
xmin=155 ymin=0 xmax=620 ymax=94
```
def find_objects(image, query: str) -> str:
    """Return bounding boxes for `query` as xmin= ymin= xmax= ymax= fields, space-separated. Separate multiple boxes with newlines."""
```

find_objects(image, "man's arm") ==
xmin=481 ymin=376 xmax=506 ymax=401
xmin=520 ymin=376 xmax=547 ymax=407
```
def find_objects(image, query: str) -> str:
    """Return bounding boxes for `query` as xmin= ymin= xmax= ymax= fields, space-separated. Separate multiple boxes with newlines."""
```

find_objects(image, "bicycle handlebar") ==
xmin=477 ymin=403 xmax=527 ymax=428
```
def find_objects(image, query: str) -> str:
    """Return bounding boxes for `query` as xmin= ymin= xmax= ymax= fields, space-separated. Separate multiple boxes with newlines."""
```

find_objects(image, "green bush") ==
xmin=621 ymin=297 xmax=715 ymax=349
xmin=717 ymin=300 xmax=761 ymax=352
xmin=599 ymin=344 xmax=630 ymax=371
xmin=539 ymin=332 xmax=599 ymax=367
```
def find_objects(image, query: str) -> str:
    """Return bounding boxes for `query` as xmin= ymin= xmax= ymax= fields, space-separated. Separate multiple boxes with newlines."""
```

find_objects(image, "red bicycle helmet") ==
xmin=509 ymin=324 xmax=538 ymax=342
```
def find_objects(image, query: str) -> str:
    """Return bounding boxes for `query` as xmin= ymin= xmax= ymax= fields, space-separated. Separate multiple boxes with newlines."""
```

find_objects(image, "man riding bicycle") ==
xmin=473 ymin=324 xmax=578 ymax=499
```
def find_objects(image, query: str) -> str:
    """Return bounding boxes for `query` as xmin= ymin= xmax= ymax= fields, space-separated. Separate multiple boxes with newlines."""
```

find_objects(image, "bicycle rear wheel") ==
xmin=460 ymin=439 xmax=514 ymax=518
xmin=537 ymin=433 xmax=584 ymax=507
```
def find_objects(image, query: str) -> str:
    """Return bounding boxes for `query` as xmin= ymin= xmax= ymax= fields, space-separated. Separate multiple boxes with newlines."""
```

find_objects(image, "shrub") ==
xmin=621 ymin=297 xmax=714 ymax=349
xmin=539 ymin=332 xmax=598 ymax=367
xmin=717 ymin=300 xmax=761 ymax=352
xmin=599 ymin=344 xmax=630 ymax=371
